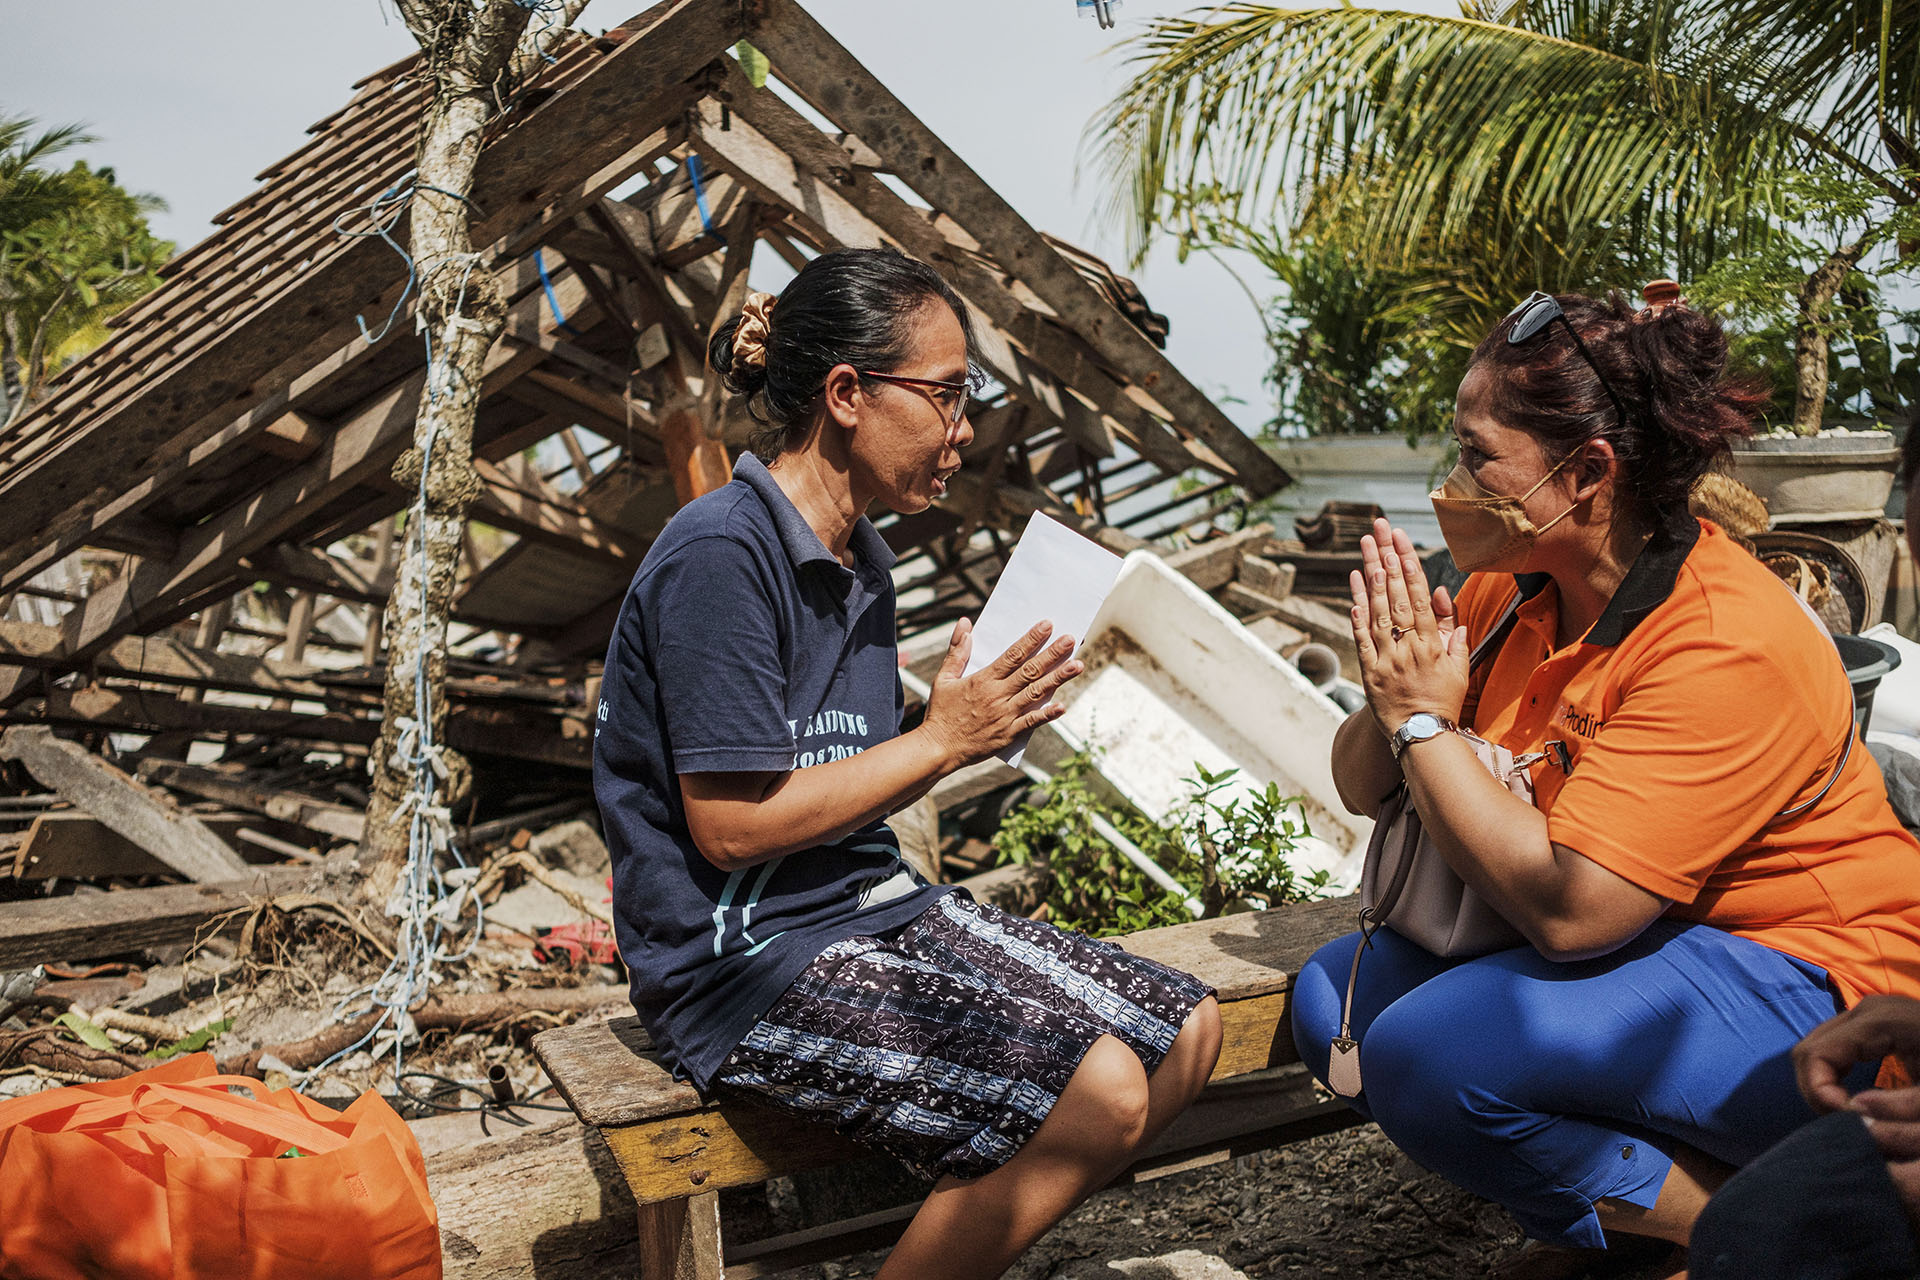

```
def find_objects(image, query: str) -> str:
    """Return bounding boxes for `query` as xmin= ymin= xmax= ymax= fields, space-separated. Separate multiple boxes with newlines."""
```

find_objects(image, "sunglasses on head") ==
xmin=1505 ymin=291 xmax=1629 ymax=429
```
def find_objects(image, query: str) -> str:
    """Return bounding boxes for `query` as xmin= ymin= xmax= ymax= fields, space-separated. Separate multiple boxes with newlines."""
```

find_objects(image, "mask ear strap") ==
xmin=1526 ymin=441 xmax=1601 ymax=500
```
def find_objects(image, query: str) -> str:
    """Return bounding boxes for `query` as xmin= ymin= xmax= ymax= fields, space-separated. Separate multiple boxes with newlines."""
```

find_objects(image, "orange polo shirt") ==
xmin=1457 ymin=512 xmax=1920 ymax=1006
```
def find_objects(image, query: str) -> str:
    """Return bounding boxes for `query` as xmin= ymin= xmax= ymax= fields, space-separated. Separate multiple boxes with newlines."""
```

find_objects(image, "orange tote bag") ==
xmin=0 ymin=1052 xmax=441 ymax=1280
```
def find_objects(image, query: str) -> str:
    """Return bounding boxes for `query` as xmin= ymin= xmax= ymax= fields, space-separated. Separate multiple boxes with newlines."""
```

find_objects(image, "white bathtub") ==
xmin=1050 ymin=550 xmax=1373 ymax=893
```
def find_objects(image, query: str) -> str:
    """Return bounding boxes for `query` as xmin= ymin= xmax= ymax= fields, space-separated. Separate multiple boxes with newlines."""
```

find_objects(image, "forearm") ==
xmin=1332 ymin=709 xmax=1403 ymax=815
xmin=1399 ymin=735 xmax=1583 ymax=950
xmin=688 ymin=727 xmax=959 ymax=869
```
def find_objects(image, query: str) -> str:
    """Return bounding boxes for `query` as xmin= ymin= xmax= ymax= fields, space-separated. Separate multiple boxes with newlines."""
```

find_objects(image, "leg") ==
xmin=897 ymin=895 xmax=1219 ymax=1155
xmin=1140 ymin=996 xmax=1221 ymax=1149
xmin=714 ymin=899 xmax=1216 ymax=1280
xmin=875 ymin=1033 xmax=1151 ymax=1280
xmin=637 ymin=1193 xmax=721 ymax=1280
xmin=1597 ymin=1142 xmax=1730 ymax=1247
xmin=1692 ymin=1111 xmax=1920 ymax=1280
xmin=1358 ymin=922 xmax=1845 ymax=1249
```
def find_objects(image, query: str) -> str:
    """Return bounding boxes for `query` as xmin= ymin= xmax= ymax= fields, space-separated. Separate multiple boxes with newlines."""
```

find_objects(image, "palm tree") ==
xmin=1094 ymin=0 xmax=1919 ymax=432
xmin=0 ymin=115 xmax=171 ymax=425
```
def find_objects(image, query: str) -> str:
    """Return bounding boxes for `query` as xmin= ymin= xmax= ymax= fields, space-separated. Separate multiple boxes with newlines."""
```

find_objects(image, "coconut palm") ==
xmin=0 ymin=115 xmax=171 ymax=426
xmin=1094 ymin=0 xmax=1919 ymax=431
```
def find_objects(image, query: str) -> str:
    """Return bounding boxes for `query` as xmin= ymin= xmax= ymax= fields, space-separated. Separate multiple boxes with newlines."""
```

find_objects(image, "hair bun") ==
xmin=1642 ymin=279 xmax=1684 ymax=314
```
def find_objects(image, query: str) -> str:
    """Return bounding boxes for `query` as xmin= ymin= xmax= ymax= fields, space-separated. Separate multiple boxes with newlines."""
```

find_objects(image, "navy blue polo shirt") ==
xmin=594 ymin=453 xmax=950 ymax=1090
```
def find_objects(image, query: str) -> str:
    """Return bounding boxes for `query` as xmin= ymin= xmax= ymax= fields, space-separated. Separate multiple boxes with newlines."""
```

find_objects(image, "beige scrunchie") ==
xmin=733 ymin=292 xmax=777 ymax=369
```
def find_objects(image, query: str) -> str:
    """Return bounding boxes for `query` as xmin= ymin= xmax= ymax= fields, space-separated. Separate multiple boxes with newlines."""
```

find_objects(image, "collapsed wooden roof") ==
xmin=0 ymin=0 xmax=1287 ymax=746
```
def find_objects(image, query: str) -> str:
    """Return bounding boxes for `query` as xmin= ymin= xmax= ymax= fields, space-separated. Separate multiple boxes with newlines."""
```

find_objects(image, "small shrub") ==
xmin=993 ymin=752 xmax=1331 ymax=937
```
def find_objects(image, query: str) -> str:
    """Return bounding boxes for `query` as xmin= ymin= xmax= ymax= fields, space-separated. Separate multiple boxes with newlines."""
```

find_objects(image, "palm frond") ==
xmin=1091 ymin=2 xmax=1872 ymax=269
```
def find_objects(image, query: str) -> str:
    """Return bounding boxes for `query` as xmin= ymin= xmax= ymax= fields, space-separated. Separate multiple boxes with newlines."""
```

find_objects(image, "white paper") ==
xmin=963 ymin=512 xmax=1124 ymax=765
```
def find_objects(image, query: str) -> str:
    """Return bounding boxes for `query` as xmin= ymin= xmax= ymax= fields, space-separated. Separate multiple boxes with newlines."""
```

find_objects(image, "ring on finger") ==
xmin=1389 ymin=624 xmax=1410 ymax=641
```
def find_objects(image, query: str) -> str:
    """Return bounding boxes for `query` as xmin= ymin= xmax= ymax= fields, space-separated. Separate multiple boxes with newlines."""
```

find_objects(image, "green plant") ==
xmin=0 ymin=116 xmax=171 ymax=425
xmin=1091 ymin=0 xmax=1920 ymax=439
xmin=1171 ymin=763 xmax=1331 ymax=917
xmin=1688 ymin=167 xmax=1920 ymax=432
xmin=993 ymin=752 xmax=1330 ymax=937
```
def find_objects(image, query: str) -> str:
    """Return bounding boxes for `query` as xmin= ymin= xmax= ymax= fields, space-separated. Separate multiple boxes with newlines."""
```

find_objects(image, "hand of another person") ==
xmin=1793 ymin=995 xmax=1920 ymax=1114
xmin=920 ymin=618 xmax=1081 ymax=769
xmin=1838 ymin=1086 xmax=1920 ymax=1228
xmin=1349 ymin=518 xmax=1468 ymax=736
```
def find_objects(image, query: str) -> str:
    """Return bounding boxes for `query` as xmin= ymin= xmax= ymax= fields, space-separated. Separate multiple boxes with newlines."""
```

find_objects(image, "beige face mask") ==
xmin=1429 ymin=450 xmax=1581 ymax=573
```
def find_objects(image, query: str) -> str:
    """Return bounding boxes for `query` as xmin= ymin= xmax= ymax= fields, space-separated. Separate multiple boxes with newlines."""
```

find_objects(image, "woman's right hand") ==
xmin=920 ymin=618 xmax=1082 ymax=769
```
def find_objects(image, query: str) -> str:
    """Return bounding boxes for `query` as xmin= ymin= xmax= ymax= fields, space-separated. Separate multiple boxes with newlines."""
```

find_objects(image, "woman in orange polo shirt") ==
xmin=1290 ymin=287 xmax=1920 ymax=1272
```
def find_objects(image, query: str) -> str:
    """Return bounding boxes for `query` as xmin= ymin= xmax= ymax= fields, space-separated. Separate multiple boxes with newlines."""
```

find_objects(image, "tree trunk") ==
xmin=362 ymin=0 xmax=580 ymax=905
xmin=1792 ymin=241 xmax=1867 ymax=434
xmin=1 ymin=310 xmax=24 ymax=428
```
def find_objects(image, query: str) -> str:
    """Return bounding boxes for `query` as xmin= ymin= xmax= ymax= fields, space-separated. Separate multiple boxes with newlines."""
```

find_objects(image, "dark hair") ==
xmin=1464 ymin=290 xmax=1769 ymax=513
xmin=708 ymin=248 xmax=977 ymax=458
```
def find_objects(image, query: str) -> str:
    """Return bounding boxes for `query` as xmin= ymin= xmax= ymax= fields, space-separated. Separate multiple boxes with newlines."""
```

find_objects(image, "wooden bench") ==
xmin=532 ymin=894 xmax=1362 ymax=1279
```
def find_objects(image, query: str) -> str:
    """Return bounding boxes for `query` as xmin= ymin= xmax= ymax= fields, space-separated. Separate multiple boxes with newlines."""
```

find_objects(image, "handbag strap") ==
xmin=1468 ymin=586 xmax=1528 ymax=671
xmin=1772 ymin=722 xmax=1854 ymax=824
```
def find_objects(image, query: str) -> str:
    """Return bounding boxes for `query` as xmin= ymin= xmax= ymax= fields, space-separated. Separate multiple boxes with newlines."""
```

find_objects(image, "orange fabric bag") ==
xmin=0 ymin=1052 xmax=440 ymax=1279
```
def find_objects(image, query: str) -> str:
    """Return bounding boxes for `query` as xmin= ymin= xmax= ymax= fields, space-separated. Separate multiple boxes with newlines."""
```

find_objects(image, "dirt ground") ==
xmin=766 ymin=1123 xmax=1683 ymax=1280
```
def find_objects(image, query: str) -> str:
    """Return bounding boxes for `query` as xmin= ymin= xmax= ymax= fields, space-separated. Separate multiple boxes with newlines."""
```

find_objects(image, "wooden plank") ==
xmin=414 ymin=1107 xmax=643 ymax=1280
xmin=925 ymin=759 xmax=1024 ymax=813
xmin=13 ymin=812 xmax=187 ymax=880
xmin=137 ymin=761 xmax=366 ymax=842
xmin=1162 ymin=523 xmax=1276 ymax=593
xmin=12 ymin=812 xmax=284 ymax=880
xmin=0 ymin=866 xmax=314 ymax=968
xmin=22 ymin=685 xmax=590 ymax=771
xmin=0 ymin=727 xmax=249 ymax=883
xmin=470 ymin=457 xmax=644 ymax=565
xmin=0 ymin=620 xmax=330 ymax=700
xmin=243 ymin=545 xmax=386 ymax=608
xmin=751 ymin=0 xmax=1288 ymax=494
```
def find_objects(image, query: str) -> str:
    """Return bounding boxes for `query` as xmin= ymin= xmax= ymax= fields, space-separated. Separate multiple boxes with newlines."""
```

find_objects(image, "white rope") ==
xmin=301 ymin=206 xmax=488 ymax=1091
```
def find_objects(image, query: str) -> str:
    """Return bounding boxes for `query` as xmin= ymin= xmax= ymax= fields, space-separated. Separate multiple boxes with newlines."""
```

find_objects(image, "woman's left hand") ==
xmin=1350 ymin=518 xmax=1469 ymax=736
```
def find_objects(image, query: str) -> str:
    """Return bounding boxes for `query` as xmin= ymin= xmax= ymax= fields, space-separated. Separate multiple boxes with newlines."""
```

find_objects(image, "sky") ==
xmin=3 ymin=0 xmax=1459 ymax=438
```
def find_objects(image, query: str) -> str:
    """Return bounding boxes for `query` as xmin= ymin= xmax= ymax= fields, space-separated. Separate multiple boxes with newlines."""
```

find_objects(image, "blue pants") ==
xmin=1291 ymin=920 xmax=1853 ymax=1247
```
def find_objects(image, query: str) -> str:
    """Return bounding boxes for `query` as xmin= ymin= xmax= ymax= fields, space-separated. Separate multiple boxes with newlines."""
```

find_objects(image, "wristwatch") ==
xmin=1389 ymin=712 xmax=1458 ymax=760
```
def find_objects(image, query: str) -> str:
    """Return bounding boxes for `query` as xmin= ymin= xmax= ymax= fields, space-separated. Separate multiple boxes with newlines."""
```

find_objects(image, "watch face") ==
xmin=1392 ymin=713 xmax=1448 ymax=758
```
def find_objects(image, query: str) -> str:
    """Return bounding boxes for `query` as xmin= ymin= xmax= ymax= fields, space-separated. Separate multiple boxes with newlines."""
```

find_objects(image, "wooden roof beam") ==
xmin=750 ymin=0 xmax=1287 ymax=495
xmin=683 ymin=106 xmax=1118 ymax=463
xmin=0 ymin=0 xmax=734 ymax=568
xmin=469 ymin=457 xmax=644 ymax=565
xmin=0 ymin=125 xmax=683 ymax=598
xmin=42 ymin=280 xmax=580 ymax=671
xmin=700 ymin=70 xmax=1215 ymax=480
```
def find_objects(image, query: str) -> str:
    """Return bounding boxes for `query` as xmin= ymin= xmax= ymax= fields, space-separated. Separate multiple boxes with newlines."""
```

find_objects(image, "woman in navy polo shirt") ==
xmin=594 ymin=248 xmax=1220 ymax=1280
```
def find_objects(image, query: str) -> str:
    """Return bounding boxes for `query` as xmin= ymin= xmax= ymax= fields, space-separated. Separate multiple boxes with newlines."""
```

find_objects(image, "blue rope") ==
xmin=686 ymin=153 xmax=718 ymax=238
xmin=333 ymin=173 xmax=481 ymax=345
xmin=334 ymin=177 xmax=419 ymax=344
xmin=513 ymin=0 xmax=569 ymax=66
xmin=535 ymin=248 xmax=580 ymax=335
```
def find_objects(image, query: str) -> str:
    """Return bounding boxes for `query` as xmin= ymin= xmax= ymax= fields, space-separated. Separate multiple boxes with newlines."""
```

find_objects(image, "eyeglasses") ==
xmin=1505 ymin=291 xmax=1629 ymax=429
xmin=860 ymin=370 xmax=973 ymax=427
